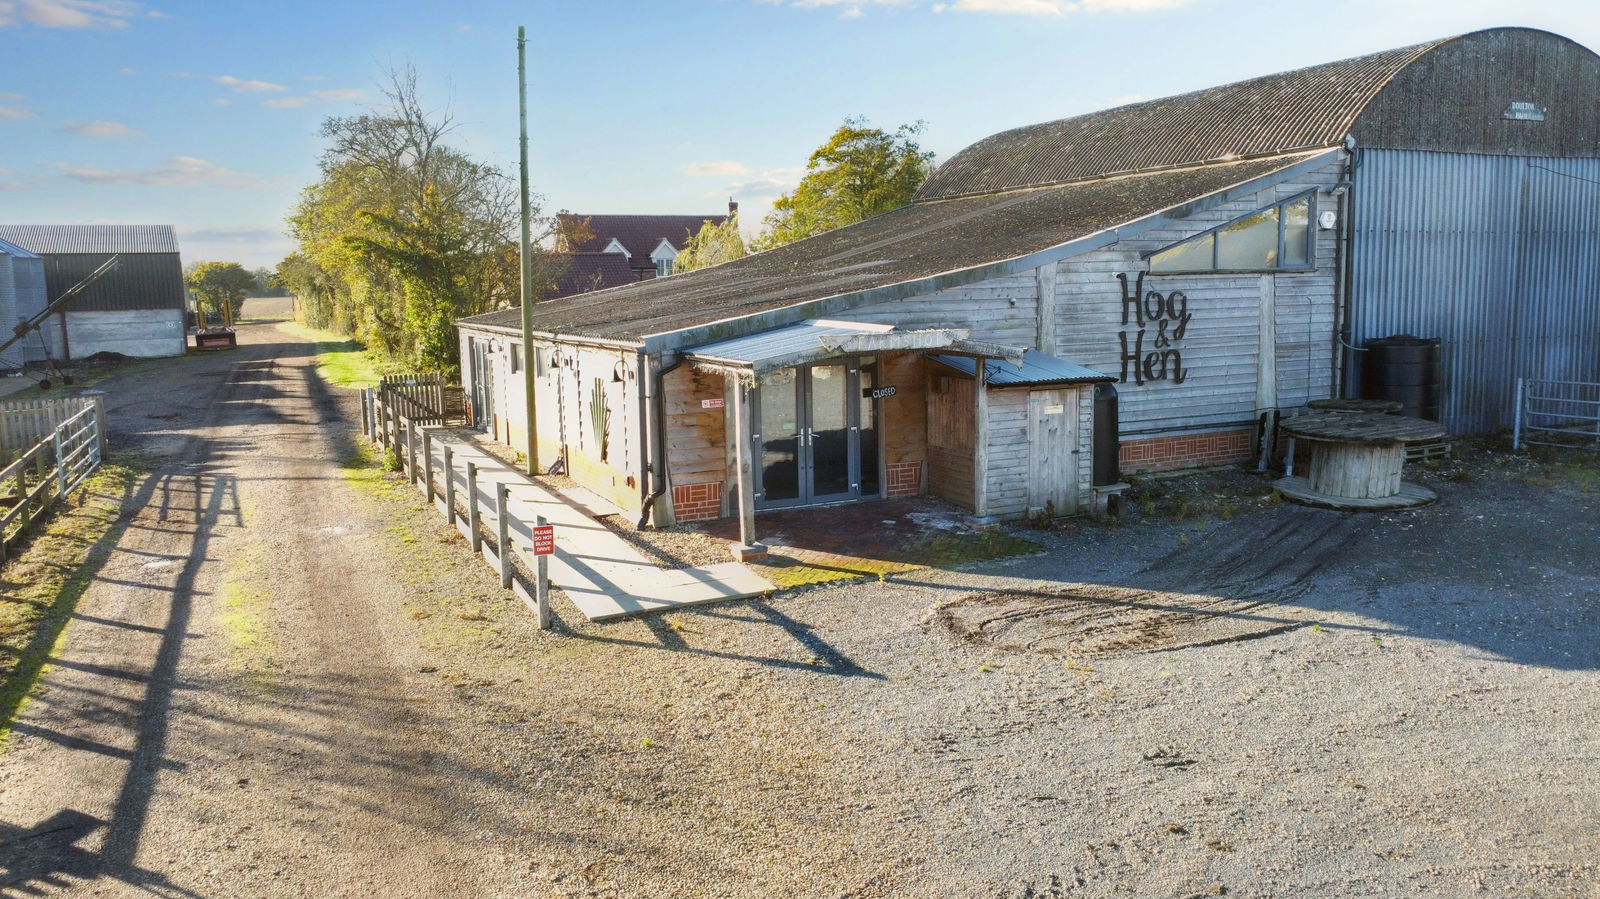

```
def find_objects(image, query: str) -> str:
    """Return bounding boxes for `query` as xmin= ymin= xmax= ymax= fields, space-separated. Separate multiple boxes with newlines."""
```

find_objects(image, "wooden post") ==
xmin=360 ymin=388 xmax=370 ymax=440
xmin=973 ymin=357 xmax=989 ymax=518
xmin=495 ymin=481 xmax=512 ymax=589
xmin=423 ymin=431 xmax=436 ymax=504
xmin=52 ymin=430 xmax=66 ymax=498
xmin=443 ymin=444 xmax=456 ymax=525
xmin=92 ymin=395 xmax=107 ymax=460
xmin=405 ymin=419 xmax=418 ymax=484
xmin=391 ymin=403 xmax=401 ymax=457
xmin=729 ymin=378 xmax=764 ymax=561
xmin=534 ymin=513 xmax=551 ymax=630
xmin=467 ymin=461 xmax=482 ymax=553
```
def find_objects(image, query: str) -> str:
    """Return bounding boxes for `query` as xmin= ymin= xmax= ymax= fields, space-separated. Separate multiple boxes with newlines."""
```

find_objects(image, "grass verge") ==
xmin=0 ymin=452 xmax=147 ymax=744
xmin=274 ymin=320 xmax=395 ymax=389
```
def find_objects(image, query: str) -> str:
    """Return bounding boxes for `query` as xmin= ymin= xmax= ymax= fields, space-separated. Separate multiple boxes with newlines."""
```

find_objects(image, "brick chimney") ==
xmin=727 ymin=198 xmax=739 ymax=222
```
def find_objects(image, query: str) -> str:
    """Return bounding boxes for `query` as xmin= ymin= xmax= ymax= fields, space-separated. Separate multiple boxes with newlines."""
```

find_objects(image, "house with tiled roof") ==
xmin=460 ymin=28 xmax=1600 ymax=551
xmin=549 ymin=208 xmax=734 ymax=297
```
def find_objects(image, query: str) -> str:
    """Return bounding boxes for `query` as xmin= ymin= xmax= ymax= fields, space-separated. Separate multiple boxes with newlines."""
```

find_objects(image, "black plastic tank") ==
xmin=1362 ymin=335 xmax=1441 ymax=421
xmin=1093 ymin=382 xmax=1120 ymax=486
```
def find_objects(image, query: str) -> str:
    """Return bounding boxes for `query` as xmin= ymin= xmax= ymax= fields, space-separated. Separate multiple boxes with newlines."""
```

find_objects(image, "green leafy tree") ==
xmin=185 ymin=261 xmax=256 ymax=326
xmin=673 ymin=217 xmax=747 ymax=273
xmin=282 ymin=65 xmax=558 ymax=376
xmin=755 ymin=117 xmax=934 ymax=250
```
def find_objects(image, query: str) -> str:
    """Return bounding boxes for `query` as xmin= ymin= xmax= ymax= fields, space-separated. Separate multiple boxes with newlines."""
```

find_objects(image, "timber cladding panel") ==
xmin=983 ymin=388 xmax=1030 ymax=517
xmin=664 ymin=365 xmax=727 ymax=519
xmin=1055 ymin=160 xmax=1343 ymax=439
xmin=925 ymin=371 xmax=975 ymax=509
xmin=880 ymin=353 xmax=927 ymax=466
xmin=830 ymin=274 xmax=1040 ymax=349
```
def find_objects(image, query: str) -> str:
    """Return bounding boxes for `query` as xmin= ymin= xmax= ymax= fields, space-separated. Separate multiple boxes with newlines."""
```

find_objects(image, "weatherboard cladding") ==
xmin=0 ymin=225 xmax=179 ymax=255
xmin=456 ymin=153 xmax=1323 ymax=343
xmin=928 ymin=351 xmax=1111 ymax=387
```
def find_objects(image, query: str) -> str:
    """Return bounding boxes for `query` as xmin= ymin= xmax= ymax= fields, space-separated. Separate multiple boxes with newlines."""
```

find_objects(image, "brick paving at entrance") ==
xmin=693 ymin=497 xmax=1042 ymax=589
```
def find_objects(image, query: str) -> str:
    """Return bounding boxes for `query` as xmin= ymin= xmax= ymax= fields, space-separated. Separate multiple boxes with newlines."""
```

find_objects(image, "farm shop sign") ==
xmin=1116 ymin=272 xmax=1191 ymax=386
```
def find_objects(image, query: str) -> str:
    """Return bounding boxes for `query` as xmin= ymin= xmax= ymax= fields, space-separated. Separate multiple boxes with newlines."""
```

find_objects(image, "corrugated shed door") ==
xmin=1350 ymin=149 xmax=1600 ymax=432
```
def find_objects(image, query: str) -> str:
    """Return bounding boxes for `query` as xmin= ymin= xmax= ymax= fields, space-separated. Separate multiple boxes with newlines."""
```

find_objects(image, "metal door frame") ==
xmin=751 ymin=359 xmax=866 ymax=508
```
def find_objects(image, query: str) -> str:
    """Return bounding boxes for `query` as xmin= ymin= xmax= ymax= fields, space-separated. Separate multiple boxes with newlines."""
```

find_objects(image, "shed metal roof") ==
xmin=930 ymin=350 xmax=1112 ymax=387
xmin=685 ymin=320 xmax=893 ymax=365
xmin=0 ymin=225 xmax=179 ymax=255
xmin=0 ymin=238 xmax=39 ymax=259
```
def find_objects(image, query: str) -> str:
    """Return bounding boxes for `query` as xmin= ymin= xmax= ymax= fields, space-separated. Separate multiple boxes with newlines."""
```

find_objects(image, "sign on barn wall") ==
xmin=1116 ymin=272 xmax=1191 ymax=386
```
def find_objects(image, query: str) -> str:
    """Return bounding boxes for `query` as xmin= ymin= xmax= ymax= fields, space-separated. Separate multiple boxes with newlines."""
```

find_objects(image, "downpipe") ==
xmin=637 ymin=353 xmax=683 ymax=528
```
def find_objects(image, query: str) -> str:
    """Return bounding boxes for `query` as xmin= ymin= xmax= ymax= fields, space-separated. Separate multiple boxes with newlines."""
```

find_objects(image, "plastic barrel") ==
xmin=1093 ymin=382 xmax=1120 ymax=486
xmin=1362 ymin=335 xmax=1441 ymax=421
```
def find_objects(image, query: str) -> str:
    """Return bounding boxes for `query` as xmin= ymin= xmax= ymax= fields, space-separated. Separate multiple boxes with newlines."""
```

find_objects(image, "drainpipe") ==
xmin=635 ymin=347 xmax=650 ymax=516
xmin=1334 ymin=143 xmax=1362 ymax=399
xmin=637 ymin=352 xmax=683 ymax=528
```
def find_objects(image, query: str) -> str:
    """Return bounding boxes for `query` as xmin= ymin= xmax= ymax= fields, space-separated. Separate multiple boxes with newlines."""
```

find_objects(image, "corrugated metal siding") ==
xmin=42 ymin=253 xmax=185 ymax=312
xmin=1350 ymin=149 xmax=1600 ymax=432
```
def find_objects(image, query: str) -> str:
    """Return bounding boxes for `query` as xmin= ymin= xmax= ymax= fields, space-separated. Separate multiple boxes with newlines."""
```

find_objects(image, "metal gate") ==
xmin=1349 ymin=149 xmax=1600 ymax=433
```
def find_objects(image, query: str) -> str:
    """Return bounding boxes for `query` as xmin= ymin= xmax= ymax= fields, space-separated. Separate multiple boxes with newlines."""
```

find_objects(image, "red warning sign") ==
xmin=531 ymin=524 xmax=555 ymax=556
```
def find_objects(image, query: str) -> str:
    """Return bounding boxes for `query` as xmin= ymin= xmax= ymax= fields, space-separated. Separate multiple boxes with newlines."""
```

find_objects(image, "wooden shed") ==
xmin=458 ymin=26 xmax=1600 ymax=545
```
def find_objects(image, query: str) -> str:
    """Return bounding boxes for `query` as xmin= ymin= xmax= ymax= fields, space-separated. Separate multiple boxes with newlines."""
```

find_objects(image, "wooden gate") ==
xmin=379 ymin=374 xmax=467 ymax=427
xmin=1027 ymin=388 xmax=1079 ymax=516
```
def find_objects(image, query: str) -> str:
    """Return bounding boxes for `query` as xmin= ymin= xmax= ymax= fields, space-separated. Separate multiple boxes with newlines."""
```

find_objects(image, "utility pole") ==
xmin=518 ymin=24 xmax=539 ymax=476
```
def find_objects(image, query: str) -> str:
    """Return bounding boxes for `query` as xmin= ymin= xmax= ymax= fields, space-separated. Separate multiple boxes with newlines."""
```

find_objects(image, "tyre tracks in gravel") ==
xmin=0 ymin=324 xmax=524 ymax=897
xmin=938 ymin=504 xmax=1360 ymax=657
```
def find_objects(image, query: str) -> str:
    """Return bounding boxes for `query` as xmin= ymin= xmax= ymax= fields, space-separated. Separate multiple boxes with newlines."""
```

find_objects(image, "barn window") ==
xmin=1147 ymin=193 xmax=1313 ymax=273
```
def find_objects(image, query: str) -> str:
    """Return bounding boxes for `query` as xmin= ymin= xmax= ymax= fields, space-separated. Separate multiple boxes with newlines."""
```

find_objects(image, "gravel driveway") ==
xmin=0 ymin=319 xmax=1595 ymax=898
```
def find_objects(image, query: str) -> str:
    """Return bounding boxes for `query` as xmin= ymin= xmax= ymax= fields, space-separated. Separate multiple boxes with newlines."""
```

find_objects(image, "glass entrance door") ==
xmin=753 ymin=361 xmax=872 ymax=508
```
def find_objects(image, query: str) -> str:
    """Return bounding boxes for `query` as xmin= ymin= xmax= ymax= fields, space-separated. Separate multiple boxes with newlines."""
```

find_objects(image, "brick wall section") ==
xmin=1120 ymin=427 xmax=1255 ymax=473
xmin=885 ymin=461 xmax=923 ymax=497
xmin=672 ymin=481 xmax=722 ymax=522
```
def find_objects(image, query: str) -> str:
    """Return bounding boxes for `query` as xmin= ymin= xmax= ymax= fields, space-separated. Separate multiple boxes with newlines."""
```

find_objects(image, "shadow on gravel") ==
xmin=572 ymin=600 xmax=886 ymax=680
xmin=926 ymin=491 xmax=1600 ymax=670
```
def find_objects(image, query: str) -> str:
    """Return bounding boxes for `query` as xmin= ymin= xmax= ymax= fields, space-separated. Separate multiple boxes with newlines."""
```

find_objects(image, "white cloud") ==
xmin=214 ymin=74 xmax=287 ymax=93
xmin=63 ymin=120 xmax=140 ymax=138
xmin=0 ymin=93 xmax=37 ymax=119
xmin=453 ymin=22 xmax=471 ymax=33
xmin=682 ymin=160 xmax=750 ymax=178
xmin=118 ymin=66 xmax=137 ymax=75
xmin=265 ymin=88 xmax=363 ymax=109
xmin=212 ymin=97 xmax=231 ymax=106
xmin=52 ymin=156 xmax=267 ymax=189
xmin=0 ymin=0 xmax=147 ymax=29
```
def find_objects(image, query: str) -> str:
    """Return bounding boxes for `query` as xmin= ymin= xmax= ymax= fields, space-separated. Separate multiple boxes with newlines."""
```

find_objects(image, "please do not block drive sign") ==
xmin=531 ymin=525 xmax=555 ymax=556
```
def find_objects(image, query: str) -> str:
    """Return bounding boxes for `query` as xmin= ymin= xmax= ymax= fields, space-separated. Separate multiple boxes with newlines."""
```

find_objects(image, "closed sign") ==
xmin=864 ymin=386 xmax=897 ymax=400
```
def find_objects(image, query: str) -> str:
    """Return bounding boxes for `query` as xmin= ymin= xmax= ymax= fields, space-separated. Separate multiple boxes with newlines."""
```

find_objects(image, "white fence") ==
xmin=0 ymin=400 xmax=106 ymax=563
xmin=1513 ymin=378 xmax=1600 ymax=451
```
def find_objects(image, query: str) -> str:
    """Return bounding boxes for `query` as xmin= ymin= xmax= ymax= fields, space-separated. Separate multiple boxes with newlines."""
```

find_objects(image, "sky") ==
xmin=2 ymin=0 xmax=1599 ymax=270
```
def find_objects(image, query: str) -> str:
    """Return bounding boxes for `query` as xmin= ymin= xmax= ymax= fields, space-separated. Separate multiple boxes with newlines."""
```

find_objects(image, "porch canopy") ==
xmin=683 ymin=318 xmax=1026 ymax=376
xmin=928 ymin=350 xmax=1113 ymax=387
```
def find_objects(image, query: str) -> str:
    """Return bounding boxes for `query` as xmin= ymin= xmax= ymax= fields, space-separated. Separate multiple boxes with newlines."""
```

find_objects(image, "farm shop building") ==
xmin=458 ymin=27 xmax=1600 ymax=530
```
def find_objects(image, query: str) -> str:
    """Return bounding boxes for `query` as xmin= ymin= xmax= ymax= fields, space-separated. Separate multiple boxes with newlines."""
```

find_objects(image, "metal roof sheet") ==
xmin=930 ymin=350 xmax=1112 ymax=387
xmin=0 ymin=224 xmax=179 ymax=255
xmin=0 ymin=238 xmax=39 ymax=259
xmin=685 ymin=320 xmax=893 ymax=365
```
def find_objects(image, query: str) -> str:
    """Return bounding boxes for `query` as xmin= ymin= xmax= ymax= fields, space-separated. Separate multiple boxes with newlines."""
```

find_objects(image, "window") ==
xmin=1148 ymin=194 xmax=1314 ymax=273
xmin=655 ymin=256 xmax=674 ymax=277
xmin=509 ymin=344 xmax=523 ymax=374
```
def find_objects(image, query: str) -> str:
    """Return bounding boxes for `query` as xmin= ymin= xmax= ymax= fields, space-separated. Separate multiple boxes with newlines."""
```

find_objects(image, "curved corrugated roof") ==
xmin=915 ymin=39 xmax=1446 ymax=201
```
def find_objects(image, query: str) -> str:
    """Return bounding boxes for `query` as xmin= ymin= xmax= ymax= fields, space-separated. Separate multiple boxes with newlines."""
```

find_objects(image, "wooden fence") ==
xmin=0 ymin=400 xmax=106 ymax=564
xmin=377 ymin=374 xmax=467 ymax=427
xmin=363 ymin=389 xmax=551 ymax=628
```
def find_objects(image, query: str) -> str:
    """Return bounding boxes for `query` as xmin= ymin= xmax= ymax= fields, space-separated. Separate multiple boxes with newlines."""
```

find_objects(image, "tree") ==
xmin=185 ymin=261 xmax=256 ymax=326
xmin=755 ymin=117 xmax=934 ymax=250
xmin=673 ymin=217 xmax=747 ymax=273
xmin=282 ymin=65 xmax=559 ymax=375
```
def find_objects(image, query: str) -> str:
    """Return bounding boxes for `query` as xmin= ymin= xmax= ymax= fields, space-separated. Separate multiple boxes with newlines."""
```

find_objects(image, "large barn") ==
xmin=0 ymin=225 xmax=187 ymax=360
xmin=458 ymin=27 xmax=1600 ymax=540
